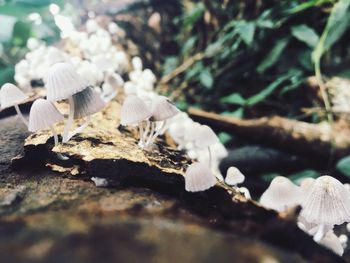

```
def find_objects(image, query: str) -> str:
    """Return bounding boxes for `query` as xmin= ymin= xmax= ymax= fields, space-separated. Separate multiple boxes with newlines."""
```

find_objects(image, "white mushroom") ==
xmin=28 ymin=99 xmax=65 ymax=159
xmin=225 ymin=166 xmax=245 ymax=185
xmin=120 ymin=95 xmax=152 ymax=147
xmin=185 ymin=162 xmax=217 ymax=192
xmin=300 ymin=175 xmax=350 ymax=241
xmin=44 ymin=62 xmax=88 ymax=143
xmin=260 ymin=176 xmax=302 ymax=212
xmin=0 ymin=83 xmax=29 ymax=126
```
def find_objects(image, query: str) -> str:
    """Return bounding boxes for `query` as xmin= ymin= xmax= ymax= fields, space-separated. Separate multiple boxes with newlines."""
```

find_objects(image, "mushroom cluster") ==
xmin=259 ymin=175 xmax=350 ymax=255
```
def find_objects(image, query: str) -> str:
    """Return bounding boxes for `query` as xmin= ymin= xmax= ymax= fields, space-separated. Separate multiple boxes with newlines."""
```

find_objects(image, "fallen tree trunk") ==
xmin=8 ymin=98 xmax=343 ymax=262
xmin=188 ymin=107 xmax=350 ymax=161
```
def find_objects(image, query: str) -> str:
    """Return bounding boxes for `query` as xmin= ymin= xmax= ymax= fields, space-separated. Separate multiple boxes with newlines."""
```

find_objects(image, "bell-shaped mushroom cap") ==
xmin=260 ymin=176 xmax=302 ymax=212
xmin=120 ymin=95 xmax=152 ymax=125
xmin=150 ymin=96 xmax=179 ymax=121
xmin=225 ymin=166 xmax=245 ymax=185
xmin=185 ymin=162 xmax=216 ymax=192
xmin=319 ymin=231 xmax=344 ymax=256
xmin=73 ymin=87 xmax=106 ymax=119
xmin=28 ymin=99 xmax=64 ymax=132
xmin=194 ymin=125 xmax=219 ymax=148
xmin=44 ymin=62 xmax=87 ymax=101
xmin=300 ymin=175 xmax=350 ymax=225
xmin=0 ymin=83 xmax=28 ymax=109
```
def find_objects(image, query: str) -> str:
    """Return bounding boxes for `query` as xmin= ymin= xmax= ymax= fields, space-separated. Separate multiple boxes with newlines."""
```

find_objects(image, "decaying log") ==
xmin=189 ymin=107 xmax=350 ymax=161
xmin=9 ymin=97 xmax=344 ymax=262
xmin=0 ymin=88 xmax=45 ymax=119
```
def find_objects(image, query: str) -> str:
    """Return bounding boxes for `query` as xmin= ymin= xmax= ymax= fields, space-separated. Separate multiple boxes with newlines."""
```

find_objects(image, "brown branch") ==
xmin=188 ymin=107 xmax=350 ymax=160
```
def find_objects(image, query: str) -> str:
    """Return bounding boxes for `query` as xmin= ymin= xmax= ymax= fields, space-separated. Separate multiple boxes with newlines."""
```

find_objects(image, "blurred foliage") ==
xmin=164 ymin=0 xmax=350 ymax=119
xmin=0 ymin=0 xmax=64 ymax=86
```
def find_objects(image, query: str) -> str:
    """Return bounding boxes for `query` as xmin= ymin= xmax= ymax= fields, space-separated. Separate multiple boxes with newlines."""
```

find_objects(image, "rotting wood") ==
xmin=10 ymin=97 xmax=344 ymax=262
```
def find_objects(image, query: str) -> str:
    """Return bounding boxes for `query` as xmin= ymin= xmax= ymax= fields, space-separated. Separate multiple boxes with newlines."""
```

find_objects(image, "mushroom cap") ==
xmin=132 ymin=57 xmax=143 ymax=71
xmin=319 ymin=231 xmax=344 ymax=256
xmin=150 ymin=96 xmax=179 ymax=121
xmin=260 ymin=176 xmax=302 ymax=212
xmin=73 ymin=87 xmax=106 ymax=119
xmin=194 ymin=125 xmax=219 ymax=148
xmin=225 ymin=166 xmax=245 ymax=185
xmin=44 ymin=62 xmax=87 ymax=101
xmin=0 ymin=83 xmax=28 ymax=109
xmin=120 ymin=95 xmax=152 ymax=125
xmin=28 ymin=99 xmax=64 ymax=132
xmin=185 ymin=162 xmax=216 ymax=192
xmin=300 ymin=175 xmax=350 ymax=225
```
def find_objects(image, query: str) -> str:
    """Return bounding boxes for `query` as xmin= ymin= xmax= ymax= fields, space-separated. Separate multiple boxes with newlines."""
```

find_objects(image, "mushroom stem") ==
xmin=14 ymin=104 xmax=28 ymax=126
xmin=208 ymin=146 xmax=212 ymax=169
xmin=313 ymin=224 xmax=325 ymax=242
xmin=142 ymin=120 xmax=151 ymax=142
xmin=144 ymin=121 xmax=156 ymax=146
xmin=146 ymin=120 xmax=167 ymax=146
xmin=62 ymin=97 xmax=75 ymax=143
xmin=138 ymin=123 xmax=145 ymax=147
xmin=50 ymin=126 xmax=68 ymax=160
xmin=102 ymin=91 xmax=117 ymax=103
xmin=67 ymin=116 xmax=92 ymax=141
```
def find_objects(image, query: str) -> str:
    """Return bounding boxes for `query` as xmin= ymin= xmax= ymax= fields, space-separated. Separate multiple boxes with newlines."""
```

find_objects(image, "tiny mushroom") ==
xmin=185 ymin=162 xmax=217 ymax=192
xmin=44 ymin=62 xmax=88 ymax=142
xmin=28 ymin=98 xmax=66 ymax=159
xmin=0 ymin=83 xmax=29 ymax=126
xmin=225 ymin=166 xmax=245 ymax=186
xmin=120 ymin=95 xmax=152 ymax=147
xmin=143 ymin=95 xmax=179 ymax=147
xmin=193 ymin=125 xmax=219 ymax=170
xmin=300 ymin=175 xmax=350 ymax=241
xmin=65 ymin=86 xmax=106 ymax=141
xmin=101 ymin=72 xmax=124 ymax=102
xmin=260 ymin=176 xmax=302 ymax=212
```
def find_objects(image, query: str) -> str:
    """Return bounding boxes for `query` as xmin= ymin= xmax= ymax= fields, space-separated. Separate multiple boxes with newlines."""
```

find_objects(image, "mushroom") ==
xmin=185 ymin=162 xmax=217 ymax=192
xmin=101 ymin=72 xmax=124 ymax=102
xmin=260 ymin=176 xmax=302 ymax=212
xmin=65 ymin=86 xmax=106 ymax=141
xmin=120 ymin=95 xmax=152 ymax=147
xmin=143 ymin=95 xmax=179 ymax=147
xmin=225 ymin=166 xmax=245 ymax=186
xmin=300 ymin=175 xmax=350 ymax=241
xmin=44 ymin=62 xmax=88 ymax=143
xmin=0 ymin=83 xmax=29 ymax=126
xmin=193 ymin=125 xmax=219 ymax=170
xmin=28 ymin=99 xmax=65 ymax=159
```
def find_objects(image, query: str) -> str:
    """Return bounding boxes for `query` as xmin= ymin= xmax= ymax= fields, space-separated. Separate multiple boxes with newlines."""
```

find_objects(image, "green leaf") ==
xmin=257 ymin=38 xmax=289 ymax=74
xmin=163 ymin=57 xmax=178 ymax=75
xmin=235 ymin=20 xmax=255 ymax=46
xmin=199 ymin=68 xmax=214 ymax=89
xmin=12 ymin=20 xmax=31 ymax=46
xmin=0 ymin=66 xmax=15 ymax=86
xmin=285 ymin=0 xmax=318 ymax=14
xmin=288 ymin=169 xmax=319 ymax=184
xmin=182 ymin=36 xmax=197 ymax=54
xmin=220 ymin=93 xmax=246 ymax=105
xmin=218 ymin=132 xmax=232 ymax=144
xmin=183 ymin=2 xmax=204 ymax=28
xmin=246 ymin=71 xmax=295 ymax=106
xmin=336 ymin=155 xmax=350 ymax=177
xmin=313 ymin=0 xmax=350 ymax=61
xmin=291 ymin=24 xmax=319 ymax=48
